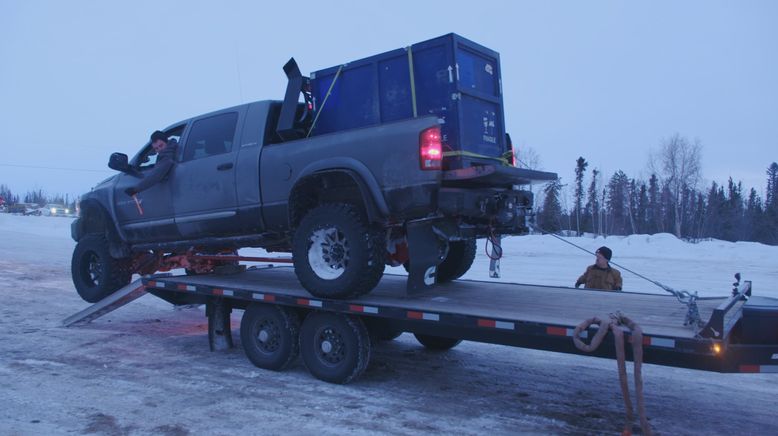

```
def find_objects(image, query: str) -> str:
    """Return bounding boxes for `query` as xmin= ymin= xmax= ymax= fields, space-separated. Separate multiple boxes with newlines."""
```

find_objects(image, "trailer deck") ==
xmin=125 ymin=265 xmax=778 ymax=379
xmin=168 ymin=266 xmax=717 ymax=339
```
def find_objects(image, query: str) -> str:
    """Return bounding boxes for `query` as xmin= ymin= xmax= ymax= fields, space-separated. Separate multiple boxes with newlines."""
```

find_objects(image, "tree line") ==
xmin=537 ymin=134 xmax=778 ymax=245
xmin=0 ymin=185 xmax=77 ymax=210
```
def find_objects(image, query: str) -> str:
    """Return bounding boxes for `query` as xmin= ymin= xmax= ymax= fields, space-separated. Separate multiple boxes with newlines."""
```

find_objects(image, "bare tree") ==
xmin=514 ymin=144 xmax=542 ymax=171
xmin=649 ymin=134 xmax=702 ymax=238
xmin=514 ymin=144 xmax=544 ymax=213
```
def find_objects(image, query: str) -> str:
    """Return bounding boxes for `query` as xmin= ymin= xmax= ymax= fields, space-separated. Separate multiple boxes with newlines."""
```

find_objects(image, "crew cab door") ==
xmin=114 ymin=127 xmax=184 ymax=242
xmin=172 ymin=109 xmax=243 ymax=238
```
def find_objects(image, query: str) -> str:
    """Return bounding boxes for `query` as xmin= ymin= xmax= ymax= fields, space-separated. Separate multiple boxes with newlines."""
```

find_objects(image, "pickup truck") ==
xmin=71 ymin=58 xmax=556 ymax=303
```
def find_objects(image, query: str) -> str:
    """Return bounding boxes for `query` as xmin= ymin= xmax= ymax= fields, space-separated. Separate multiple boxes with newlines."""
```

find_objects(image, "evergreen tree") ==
xmin=718 ymin=178 xmax=744 ymax=241
xmin=574 ymin=157 xmax=588 ymax=236
xmin=606 ymin=171 xmax=630 ymax=235
xmin=745 ymin=188 xmax=764 ymax=242
xmin=636 ymin=181 xmax=649 ymax=234
xmin=538 ymin=179 xmax=563 ymax=233
xmin=584 ymin=168 xmax=600 ymax=235
xmin=763 ymin=163 xmax=778 ymax=244
xmin=24 ymin=189 xmax=47 ymax=206
xmin=766 ymin=162 xmax=778 ymax=210
xmin=0 ymin=184 xmax=19 ymax=205
xmin=647 ymin=174 xmax=661 ymax=234
xmin=627 ymin=178 xmax=639 ymax=234
xmin=660 ymin=184 xmax=674 ymax=234
xmin=703 ymin=182 xmax=725 ymax=239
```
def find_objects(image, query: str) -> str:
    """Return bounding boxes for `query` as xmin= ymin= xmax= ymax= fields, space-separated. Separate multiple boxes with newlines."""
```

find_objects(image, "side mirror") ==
xmin=108 ymin=152 xmax=130 ymax=172
xmin=108 ymin=153 xmax=141 ymax=177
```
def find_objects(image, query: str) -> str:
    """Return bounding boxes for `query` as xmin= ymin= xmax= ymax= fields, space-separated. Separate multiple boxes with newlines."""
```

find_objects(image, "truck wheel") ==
xmin=435 ymin=239 xmax=477 ymax=283
xmin=299 ymin=312 xmax=371 ymax=384
xmin=414 ymin=333 xmax=462 ymax=350
xmin=293 ymin=203 xmax=384 ymax=299
xmin=71 ymin=234 xmax=131 ymax=303
xmin=240 ymin=303 xmax=300 ymax=371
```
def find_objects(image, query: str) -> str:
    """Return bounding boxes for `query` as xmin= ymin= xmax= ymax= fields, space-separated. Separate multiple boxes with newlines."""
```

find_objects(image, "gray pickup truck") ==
xmin=71 ymin=58 xmax=556 ymax=303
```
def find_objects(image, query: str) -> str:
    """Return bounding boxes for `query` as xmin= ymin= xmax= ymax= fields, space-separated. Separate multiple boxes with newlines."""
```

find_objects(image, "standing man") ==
xmin=125 ymin=130 xmax=178 ymax=196
xmin=575 ymin=246 xmax=623 ymax=291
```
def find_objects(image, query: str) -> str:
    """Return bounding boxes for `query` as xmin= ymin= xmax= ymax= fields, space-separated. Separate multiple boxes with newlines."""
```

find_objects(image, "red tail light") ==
xmin=419 ymin=127 xmax=442 ymax=170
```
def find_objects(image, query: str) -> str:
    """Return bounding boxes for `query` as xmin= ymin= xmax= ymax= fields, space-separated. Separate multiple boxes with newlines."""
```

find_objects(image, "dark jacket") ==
xmin=575 ymin=264 xmax=622 ymax=291
xmin=130 ymin=140 xmax=178 ymax=193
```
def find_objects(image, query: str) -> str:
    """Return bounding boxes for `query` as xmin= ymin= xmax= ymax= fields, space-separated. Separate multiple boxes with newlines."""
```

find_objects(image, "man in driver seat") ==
xmin=124 ymin=130 xmax=178 ymax=196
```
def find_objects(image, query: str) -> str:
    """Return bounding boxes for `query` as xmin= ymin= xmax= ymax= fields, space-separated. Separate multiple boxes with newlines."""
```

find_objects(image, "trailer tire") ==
xmin=414 ymin=333 xmax=462 ymax=350
xmin=240 ymin=304 xmax=300 ymax=371
xmin=300 ymin=312 xmax=371 ymax=384
xmin=71 ymin=234 xmax=131 ymax=303
xmin=435 ymin=238 xmax=477 ymax=283
xmin=293 ymin=203 xmax=384 ymax=299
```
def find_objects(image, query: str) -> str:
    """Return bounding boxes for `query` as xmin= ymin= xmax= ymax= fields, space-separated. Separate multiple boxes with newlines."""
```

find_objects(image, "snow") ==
xmin=1 ymin=214 xmax=776 ymax=434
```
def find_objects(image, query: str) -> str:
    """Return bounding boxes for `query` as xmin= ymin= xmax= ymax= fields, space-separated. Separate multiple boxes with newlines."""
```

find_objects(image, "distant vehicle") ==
xmin=44 ymin=203 xmax=72 ymax=217
xmin=7 ymin=203 xmax=42 ymax=215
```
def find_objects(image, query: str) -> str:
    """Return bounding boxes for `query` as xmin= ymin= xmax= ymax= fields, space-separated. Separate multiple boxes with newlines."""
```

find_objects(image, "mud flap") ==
xmin=406 ymin=220 xmax=442 ymax=294
xmin=206 ymin=297 xmax=233 ymax=351
xmin=489 ymin=234 xmax=502 ymax=278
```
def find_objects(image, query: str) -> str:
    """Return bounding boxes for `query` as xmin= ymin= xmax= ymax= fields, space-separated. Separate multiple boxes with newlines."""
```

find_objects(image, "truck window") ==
xmin=136 ymin=124 xmax=186 ymax=170
xmin=182 ymin=112 xmax=238 ymax=161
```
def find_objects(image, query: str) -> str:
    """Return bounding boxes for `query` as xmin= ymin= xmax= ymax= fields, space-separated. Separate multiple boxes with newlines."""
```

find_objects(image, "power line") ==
xmin=0 ymin=163 xmax=111 ymax=173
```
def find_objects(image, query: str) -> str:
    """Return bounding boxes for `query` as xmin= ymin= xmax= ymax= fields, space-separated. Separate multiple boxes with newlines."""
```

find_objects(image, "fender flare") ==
xmin=74 ymin=199 xmax=130 ymax=258
xmin=291 ymin=157 xmax=390 ymax=218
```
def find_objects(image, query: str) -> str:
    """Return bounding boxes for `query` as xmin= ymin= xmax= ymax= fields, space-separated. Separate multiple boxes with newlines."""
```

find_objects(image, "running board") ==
xmin=62 ymin=280 xmax=147 ymax=327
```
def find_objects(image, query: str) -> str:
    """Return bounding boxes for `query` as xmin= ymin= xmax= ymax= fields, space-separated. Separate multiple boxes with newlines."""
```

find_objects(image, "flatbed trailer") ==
xmin=66 ymin=265 xmax=778 ymax=383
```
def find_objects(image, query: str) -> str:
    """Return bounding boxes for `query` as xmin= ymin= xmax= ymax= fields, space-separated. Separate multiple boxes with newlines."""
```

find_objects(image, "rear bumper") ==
xmin=438 ymin=187 xmax=534 ymax=235
xmin=442 ymin=164 xmax=557 ymax=187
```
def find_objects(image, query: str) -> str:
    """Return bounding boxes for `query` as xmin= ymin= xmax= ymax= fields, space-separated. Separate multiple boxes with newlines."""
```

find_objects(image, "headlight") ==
xmin=65 ymin=209 xmax=70 ymax=214
xmin=50 ymin=208 xmax=57 ymax=214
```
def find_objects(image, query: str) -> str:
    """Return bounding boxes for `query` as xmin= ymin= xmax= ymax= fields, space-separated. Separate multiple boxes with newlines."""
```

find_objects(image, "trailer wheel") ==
xmin=293 ymin=203 xmax=384 ymax=299
xmin=435 ymin=239 xmax=477 ymax=283
xmin=300 ymin=312 xmax=371 ymax=384
xmin=240 ymin=304 xmax=300 ymax=371
xmin=71 ymin=234 xmax=131 ymax=303
xmin=414 ymin=333 xmax=462 ymax=350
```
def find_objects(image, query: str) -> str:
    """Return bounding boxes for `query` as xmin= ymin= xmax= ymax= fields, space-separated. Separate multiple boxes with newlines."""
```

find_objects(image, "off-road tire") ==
xmin=71 ymin=234 xmax=131 ymax=303
xmin=414 ymin=333 xmax=462 ymax=351
xmin=435 ymin=239 xmax=477 ymax=283
xmin=293 ymin=203 xmax=384 ymax=299
xmin=299 ymin=312 xmax=371 ymax=384
xmin=240 ymin=303 xmax=300 ymax=371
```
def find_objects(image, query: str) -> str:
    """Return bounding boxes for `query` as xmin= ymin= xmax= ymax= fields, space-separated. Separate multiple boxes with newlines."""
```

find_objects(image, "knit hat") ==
xmin=150 ymin=130 xmax=168 ymax=143
xmin=596 ymin=246 xmax=612 ymax=261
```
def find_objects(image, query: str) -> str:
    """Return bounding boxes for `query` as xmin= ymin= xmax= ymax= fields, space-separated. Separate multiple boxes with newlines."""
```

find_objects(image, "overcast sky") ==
xmin=1 ymin=0 xmax=776 ymax=204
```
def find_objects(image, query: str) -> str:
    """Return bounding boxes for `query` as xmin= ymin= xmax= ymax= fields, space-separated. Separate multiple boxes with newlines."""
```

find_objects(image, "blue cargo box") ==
xmin=310 ymin=33 xmax=507 ymax=169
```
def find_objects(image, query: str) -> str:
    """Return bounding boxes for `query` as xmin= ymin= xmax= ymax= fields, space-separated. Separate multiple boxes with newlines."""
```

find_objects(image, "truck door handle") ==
xmin=217 ymin=163 xmax=234 ymax=171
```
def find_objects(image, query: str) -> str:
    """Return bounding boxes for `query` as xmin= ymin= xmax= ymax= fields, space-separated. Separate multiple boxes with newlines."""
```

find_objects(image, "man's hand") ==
xmin=124 ymin=187 xmax=138 ymax=196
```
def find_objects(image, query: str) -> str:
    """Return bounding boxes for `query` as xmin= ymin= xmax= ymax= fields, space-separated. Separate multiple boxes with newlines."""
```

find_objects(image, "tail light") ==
xmin=419 ymin=127 xmax=442 ymax=170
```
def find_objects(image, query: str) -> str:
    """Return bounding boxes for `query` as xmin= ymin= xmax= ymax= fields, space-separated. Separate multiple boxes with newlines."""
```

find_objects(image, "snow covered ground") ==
xmin=1 ymin=214 xmax=777 ymax=435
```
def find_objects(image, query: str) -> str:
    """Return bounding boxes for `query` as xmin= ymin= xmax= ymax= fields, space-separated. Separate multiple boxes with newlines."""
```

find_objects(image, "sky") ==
xmin=1 ymin=0 xmax=776 ymax=203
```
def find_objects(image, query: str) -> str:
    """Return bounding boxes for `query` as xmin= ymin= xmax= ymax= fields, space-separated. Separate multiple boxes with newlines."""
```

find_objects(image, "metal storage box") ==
xmin=310 ymin=33 xmax=506 ymax=169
